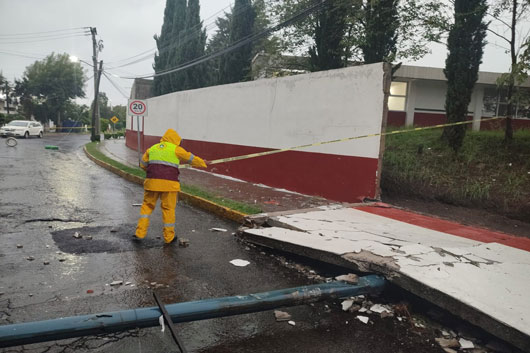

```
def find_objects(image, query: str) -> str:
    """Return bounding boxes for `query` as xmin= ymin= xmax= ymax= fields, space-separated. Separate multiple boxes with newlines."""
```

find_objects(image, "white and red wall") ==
xmin=127 ymin=63 xmax=389 ymax=202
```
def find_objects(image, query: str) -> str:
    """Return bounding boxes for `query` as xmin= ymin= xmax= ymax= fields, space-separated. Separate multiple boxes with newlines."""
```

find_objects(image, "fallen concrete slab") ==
xmin=241 ymin=205 xmax=530 ymax=352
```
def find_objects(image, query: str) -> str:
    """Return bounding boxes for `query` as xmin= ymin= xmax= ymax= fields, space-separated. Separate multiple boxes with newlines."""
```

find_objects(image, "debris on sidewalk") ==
xmin=43 ymin=261 xmax=50 ymax=265
xmin=210 ymin=227 xmax=227 ymax=232
xmin=356 ymin=316 xmax=369 ymax=324
xmin=369 ymin=304 xmax=393 ymax=316
xmin=287 ymin=320 xmax=296 ymax=326
xmin=178 ymin=238 xmax=190 ymax=247
xmin=229 ymin=259 xmax=250 ymax=267
xmin=73 ymin=232 xmax=82 ymax=239
xmin=16 ymin=244 xmax=23 ymax=249
xmin=132 ymin=203 xmax=142 ymax=207
xmin=274 ymin=310 xmax=292 ymax=322
xmin=26 ymin=256 xmax=34 ymax=261
xmin=335 ymin=273 xmax=359 ymax=284
xmin=110 ymin=280 xmax=123 ymax=286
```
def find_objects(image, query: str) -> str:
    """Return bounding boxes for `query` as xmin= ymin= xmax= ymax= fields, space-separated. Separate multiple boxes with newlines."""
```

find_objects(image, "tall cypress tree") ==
xmin=308 ymin=1 xmax=348 ymax=72
xmin=153 ymin=0 xmax=176 ymax=96
xmin=442 ymin=0 xmax=487 ymax=151
xmin=219 ymin=0 xmax=256 ymax=84
xmin=361 ymin=0 xmax=399 ymax=64
xmin=168 ymin=0 xmax=187 ymax=91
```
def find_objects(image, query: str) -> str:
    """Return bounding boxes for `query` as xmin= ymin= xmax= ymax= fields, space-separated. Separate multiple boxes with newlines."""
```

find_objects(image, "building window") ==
xmin=388 ymin=81 xmax=407 ymax=111
xmin=483 ymin=86 xmax=530 ymax=118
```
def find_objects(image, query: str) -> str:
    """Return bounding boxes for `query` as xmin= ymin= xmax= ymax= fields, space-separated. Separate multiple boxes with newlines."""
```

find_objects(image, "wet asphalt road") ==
xmin=0 ymin=134 xmax=445 ymax=353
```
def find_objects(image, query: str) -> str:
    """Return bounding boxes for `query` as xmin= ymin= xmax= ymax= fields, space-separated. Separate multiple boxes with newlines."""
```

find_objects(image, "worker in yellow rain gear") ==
xmin=135 ymin=129 xmax=207 ymax=243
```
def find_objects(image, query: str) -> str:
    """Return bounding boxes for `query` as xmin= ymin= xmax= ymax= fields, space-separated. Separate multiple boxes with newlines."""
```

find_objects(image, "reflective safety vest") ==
xmin=146 ymin=142 xmax=180 ymax=182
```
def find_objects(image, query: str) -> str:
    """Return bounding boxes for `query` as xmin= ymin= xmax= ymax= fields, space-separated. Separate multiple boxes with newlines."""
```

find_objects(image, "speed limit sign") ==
xmin=128 ymin=99 xmax=148 ymax=117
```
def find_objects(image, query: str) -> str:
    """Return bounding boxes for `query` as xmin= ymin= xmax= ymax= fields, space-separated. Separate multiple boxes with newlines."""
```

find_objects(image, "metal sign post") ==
xmin=127 ymin=100 xmax=148 ymax=167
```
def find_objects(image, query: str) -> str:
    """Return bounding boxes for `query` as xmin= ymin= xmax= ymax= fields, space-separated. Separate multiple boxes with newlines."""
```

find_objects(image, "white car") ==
xmin=0 ymin=120 xmax=43 ymax=138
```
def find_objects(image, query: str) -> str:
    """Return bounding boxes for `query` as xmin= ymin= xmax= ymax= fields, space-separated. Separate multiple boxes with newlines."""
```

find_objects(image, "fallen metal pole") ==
xmin=0 ymin=275 xmax=385 ymax=347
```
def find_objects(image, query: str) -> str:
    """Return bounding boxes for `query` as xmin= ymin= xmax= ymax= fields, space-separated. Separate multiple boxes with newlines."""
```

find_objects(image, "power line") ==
xmin=0 ymin=33 xmax=91 ymax=45
xmin=0 ymin=50 xmax=45 ymax=60
xmin=102 ymin=72 xmax=129 ymax=99
xmin=0 ymin=30 xmax=90 ymax=41
xmin=120 ymin=0 xmax=328 ymax=79
xmin=0 ymin=27 xmax=89 ymax=37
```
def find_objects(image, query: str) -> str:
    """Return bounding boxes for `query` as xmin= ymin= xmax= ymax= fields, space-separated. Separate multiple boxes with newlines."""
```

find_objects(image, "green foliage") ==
xmin=64 ymin=101 xmax=90 ymax=125
xmin=382 ymin=128 xmax=530 ymax=219
xmin=272 ymin=0 xmax=448 ymax=67
xmin=308 ymin=1 xmax=348 ymax=71
xmin=15 ymin=53 xmax=85 ymax=124
xmin=219 ymin=0 xmax=256 ymax=83
xmin=442 ymin=0 xmax=487 ymax=152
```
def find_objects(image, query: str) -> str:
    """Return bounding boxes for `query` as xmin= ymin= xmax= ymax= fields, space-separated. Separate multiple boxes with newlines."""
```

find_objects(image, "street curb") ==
xmin=83 ymin=145 xmax=247 ymax=223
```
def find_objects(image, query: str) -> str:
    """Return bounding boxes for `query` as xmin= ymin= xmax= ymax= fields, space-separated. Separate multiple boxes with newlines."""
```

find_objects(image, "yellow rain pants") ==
xmin=135 ymin=191 xmax=177 ymax=243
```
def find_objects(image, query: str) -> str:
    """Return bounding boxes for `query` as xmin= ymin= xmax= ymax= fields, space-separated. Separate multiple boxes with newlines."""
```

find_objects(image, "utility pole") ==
xmin=90 ymin=27 xmax=103 ymax=141
xmin=4 ymin=82 xmax=10 ymax=115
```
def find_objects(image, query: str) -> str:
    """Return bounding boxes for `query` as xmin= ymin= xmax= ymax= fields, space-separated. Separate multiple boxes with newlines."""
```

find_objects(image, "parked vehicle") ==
xmin=0 ymin=120 xmax=43 ymax=138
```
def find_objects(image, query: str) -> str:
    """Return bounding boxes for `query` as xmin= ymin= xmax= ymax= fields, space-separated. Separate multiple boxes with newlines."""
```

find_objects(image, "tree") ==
xmin=272 ymin=0 xmax=447 ymax=70
xmin=489 ymin=0 xmax=530 ymax=141
xmin=219 ymin=0 xmax=256 ymax=83
xmin=64 ymin=101 xmax=90 ymax=125
xmin=442 ymin=0 xmax=488 ymax=152
xmin=206 ymin=11 xmax=233 ymax=86
xmin=17 ymin=53 xmax=85 ymax=125
xmin=153 ymin=0 xmax=186 ymax=96
xmin=308 ymin=1 xmax=349 ymax=71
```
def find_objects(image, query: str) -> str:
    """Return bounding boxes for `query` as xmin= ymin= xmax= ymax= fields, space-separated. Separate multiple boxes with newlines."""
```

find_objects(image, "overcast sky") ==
xmin=0 ymin=0 xmax=526 ymax=107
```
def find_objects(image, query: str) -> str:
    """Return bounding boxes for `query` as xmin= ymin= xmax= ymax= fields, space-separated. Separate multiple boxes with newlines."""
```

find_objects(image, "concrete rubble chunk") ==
xmin=16 ymin=244 xmax=23 ymax=248
xmin=58 ymin=258 xmax=66 ymax=262
xmin=458 ymin=338 xmax=474 ymax=349
xmin=370 ymin=304 xmax=392 ymax=314
xmin=443 ymin=349 xmax=458 ymax=353
xmin=43 ymin=261 xmax=50 ymax=265
xmin=274 ymin=310 xmax=291 ymax=322
xmin=150 ymin=282 xmax=157 ymax=286
xmin=26 ymin=256 xmax=35 ymax=261
xmin=73 ymin=232 xmax=82 ymax=239
xmin=110 ymin=280 xmax=123 ymax=286
xmin=349 ymin=304 xmax=361 ymax=313
xmin=210 ymin=227 xmax=228 ymax=232
xmin=229 ymin=259 xmax=250 ymax=267
xmin=178 ymin=238 xmax=190 ymax=247
xmin=125 ymin=281 xmax=132 ymax=286
xmin=335 ymin=273 xmax=359 ymax=284
xmin=435 ymin=338 xmax=460 ymax=348
xmin=287 ymin=320 xmax=296 ymax=326
xmin=356 ymin=315 xmax=369 ymax=324
xmin=380 ymin=311 xmax=393 ymax=319
xmin=341 ymin=299 xmax=354 ymax=312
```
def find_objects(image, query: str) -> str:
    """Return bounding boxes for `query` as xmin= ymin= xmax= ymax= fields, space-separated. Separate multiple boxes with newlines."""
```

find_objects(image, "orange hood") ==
xmin=160 ymin=129 xmax=182 ymax=146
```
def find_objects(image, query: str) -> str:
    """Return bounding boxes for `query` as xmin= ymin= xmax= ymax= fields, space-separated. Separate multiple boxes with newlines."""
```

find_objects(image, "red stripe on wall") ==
xmin=387 ymin=111 xmax=406 ymax=126
xmin=138 ymin=135 xmax=379 ymax=202
xmin=355 ymin=205 xmax=530 ymax=252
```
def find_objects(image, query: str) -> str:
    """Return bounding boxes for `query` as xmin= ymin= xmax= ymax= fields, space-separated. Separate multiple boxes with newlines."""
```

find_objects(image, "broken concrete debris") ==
xmin=356 ymin=315 xmax=369 ymax=324
xmin=110 ymin=280 xmax=123 ymax=286
xmin=274 ymin=310 xmax=292 ymax=322
xmin=341 ymin=300 xmax=354 ymax=312
xmin=43 ymin=261 xmax=50 ymax=265
xmin=287 ymin=320 xmax=296 ymax=326
xmin=16 ymin=244 xmax=23 ymax=248
xmin=435 ymin=338 xmax=460 ymax=349
xmin=178 ymin=238 xmax=190 ymax=247
xmin=458 ymin=338 xmax=474 ymax=349
xmin=210 ymin=227 xmax=228 ymax=232
xmin=26 ymin=256 xmax=35 ymax=261
xmin=73 ymin=232 xmax=82 ymax=239
xmin=229 ymin=259 xmax=250 ymax=267
xmin=335 ymin=273 xmax=359 ymax=284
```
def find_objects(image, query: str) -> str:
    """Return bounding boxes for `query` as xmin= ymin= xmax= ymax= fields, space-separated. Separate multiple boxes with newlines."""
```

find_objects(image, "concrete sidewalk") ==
xmin=100 ymin=139 xmax=334 ymax=213
xmin=242 ymin=204 xmax=530 ymax=351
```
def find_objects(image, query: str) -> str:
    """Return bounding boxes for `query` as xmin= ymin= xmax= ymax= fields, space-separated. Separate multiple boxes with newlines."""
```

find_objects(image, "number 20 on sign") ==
xmin=127 ymin=99 xmax=148 ymax=117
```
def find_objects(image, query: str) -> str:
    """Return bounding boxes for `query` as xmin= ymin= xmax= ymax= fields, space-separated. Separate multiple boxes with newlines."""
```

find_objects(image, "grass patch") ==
xmin=85 ymin=142 xmax=262 ymax=215
xmin=85 ymin=142 xmax=146 ymax=178
xmin=181 ymin=184 xmax=262 ymax=215
xmin=382 ymin=128 xmax=530 ymax=219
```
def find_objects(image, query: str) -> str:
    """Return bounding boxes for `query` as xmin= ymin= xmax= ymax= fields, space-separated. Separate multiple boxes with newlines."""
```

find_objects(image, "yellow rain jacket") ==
xmin=140 ymin=129 xmax=207 ymax=191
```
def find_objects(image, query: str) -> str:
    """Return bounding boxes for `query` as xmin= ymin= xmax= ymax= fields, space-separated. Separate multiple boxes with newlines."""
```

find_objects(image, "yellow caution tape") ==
xmin=179 ymin=116 xmax=505 ymax=168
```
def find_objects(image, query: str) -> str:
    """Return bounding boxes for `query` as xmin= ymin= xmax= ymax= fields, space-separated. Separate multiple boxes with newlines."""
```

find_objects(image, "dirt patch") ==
xmin=381 ymin=193 xmax=530 ymax=239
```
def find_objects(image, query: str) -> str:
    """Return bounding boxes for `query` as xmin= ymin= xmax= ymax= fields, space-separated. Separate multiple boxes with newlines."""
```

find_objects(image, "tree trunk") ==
xmin=505 ymin=0 xmax=517 ymax=142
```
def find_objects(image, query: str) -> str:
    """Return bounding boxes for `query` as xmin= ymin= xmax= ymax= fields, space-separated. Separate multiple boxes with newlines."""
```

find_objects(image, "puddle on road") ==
xmin=51 ymin=225 xmax=166 ymax=254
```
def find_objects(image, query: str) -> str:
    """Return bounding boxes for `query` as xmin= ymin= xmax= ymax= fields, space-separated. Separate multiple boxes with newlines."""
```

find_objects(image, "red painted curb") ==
xmin=355 ymin=205 xmax=530 ymax=252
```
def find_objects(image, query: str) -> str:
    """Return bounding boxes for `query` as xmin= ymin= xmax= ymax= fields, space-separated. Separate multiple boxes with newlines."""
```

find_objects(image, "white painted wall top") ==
xmin=144 ymin=63 xmax=386 ymax=159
